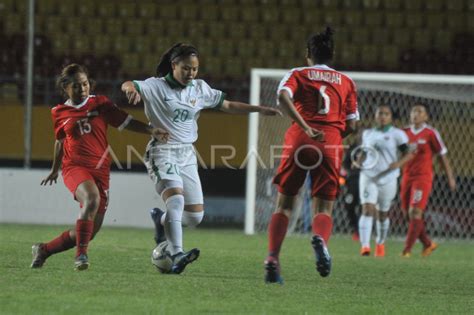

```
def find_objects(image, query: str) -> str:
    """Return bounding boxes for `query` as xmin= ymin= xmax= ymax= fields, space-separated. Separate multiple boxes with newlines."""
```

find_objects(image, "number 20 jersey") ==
xmin=51 ymin=95 xmax=131 ymax=170
xmin=278 ymin=64 xmax=359 ymax=132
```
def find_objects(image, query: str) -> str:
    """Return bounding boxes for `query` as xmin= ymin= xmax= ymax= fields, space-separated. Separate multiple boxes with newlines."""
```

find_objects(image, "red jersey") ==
xmin=402 ymin=124 xmax=447 ymax=180
xmin=278 ymin=64 xmax=358 ymax=132
xmin=52 ymin=95 xmax=131 ymax=170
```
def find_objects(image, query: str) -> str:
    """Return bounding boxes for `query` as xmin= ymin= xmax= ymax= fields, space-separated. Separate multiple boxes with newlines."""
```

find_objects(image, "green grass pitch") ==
xmin=1 ymin=224 xmax=473 ymax=314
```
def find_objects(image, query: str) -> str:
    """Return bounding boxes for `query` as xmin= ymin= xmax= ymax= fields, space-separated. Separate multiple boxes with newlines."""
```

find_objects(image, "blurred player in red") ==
xmin=400 ymin=104 xmax=456 ymax=257
xmin=30 ymin=64 xmax=167 ymax=270
xmin=264 ymin=27 xmax=359 ymax=283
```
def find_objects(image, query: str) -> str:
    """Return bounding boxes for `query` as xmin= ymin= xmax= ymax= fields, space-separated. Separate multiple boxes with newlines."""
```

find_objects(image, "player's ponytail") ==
xmin=156 ymin=43 xmax=199 ymax=77
xmin=307 ymin=26 xmax=335 ymax=64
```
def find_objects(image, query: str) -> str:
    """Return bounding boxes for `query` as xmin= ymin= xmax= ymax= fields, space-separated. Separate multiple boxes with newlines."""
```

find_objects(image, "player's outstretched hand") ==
xmin=125 ymin=88 xmax=141 ymax=105
xmin=305 ymin=127 xmax=325 ymax=142
xmin=259 ymin=106 xmax=282 ymax=116
xmin=41 ymin=171 xmax=59 ymax=186
xmin=151 ymin=127 xmax=169 ymax=144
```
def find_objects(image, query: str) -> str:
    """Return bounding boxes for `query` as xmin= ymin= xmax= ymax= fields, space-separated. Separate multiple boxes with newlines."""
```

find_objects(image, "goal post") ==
xmin=245 ymin=68 xmax=474 ymax=237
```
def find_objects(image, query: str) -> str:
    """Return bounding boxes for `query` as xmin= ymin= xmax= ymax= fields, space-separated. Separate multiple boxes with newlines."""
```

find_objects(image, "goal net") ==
xmin=245 ymin=69 xmax=474 ymax=240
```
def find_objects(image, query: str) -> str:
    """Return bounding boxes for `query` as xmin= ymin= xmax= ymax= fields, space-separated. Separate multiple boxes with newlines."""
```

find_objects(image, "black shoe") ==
xmin=264 ymin=256 xmax=284 ymax=284
xmin=311 ymin=235 xmax=332 ymax=277
xmin=31 ymin=243 xmax=48 ymax=268
xmin=150 ymin=208 xmax=166 ymax=245
xmin=171 ymin=248 xmax=200 ymax=274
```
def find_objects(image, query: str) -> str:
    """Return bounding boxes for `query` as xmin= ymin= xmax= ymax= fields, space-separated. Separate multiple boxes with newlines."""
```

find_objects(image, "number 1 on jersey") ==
xmin=317 ymin=85 xmax=330 ymax=114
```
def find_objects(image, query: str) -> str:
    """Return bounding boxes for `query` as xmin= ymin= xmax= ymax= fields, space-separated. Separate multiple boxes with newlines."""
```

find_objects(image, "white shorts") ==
xmin=144 ymin=141 xmax=203 ymax=205
xmin=359 ymin=173 xmax=397 ymax=212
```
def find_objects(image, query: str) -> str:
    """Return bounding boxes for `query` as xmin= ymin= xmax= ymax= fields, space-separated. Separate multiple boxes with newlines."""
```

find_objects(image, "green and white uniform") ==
xmin=134 ymin=73 xmax=225 ymax=204
xmin=359 ymin=125 xmax=408 ymax=211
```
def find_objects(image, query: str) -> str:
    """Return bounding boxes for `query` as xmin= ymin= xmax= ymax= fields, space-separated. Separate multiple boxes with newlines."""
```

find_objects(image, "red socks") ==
xmin=312 ymin=213 xmax=333 ymax=244
xmin=267 ymin=213 xmax=289 ymax=258
xmin=44 ymin=230 xmax=76 ymax=256
xmin=75 ymin=219 xmax=94 ymax=257
xmin=404 ymin=218 xmax=423 ymax=253
xmin=418 ymin=221 xmax=432 ymax=248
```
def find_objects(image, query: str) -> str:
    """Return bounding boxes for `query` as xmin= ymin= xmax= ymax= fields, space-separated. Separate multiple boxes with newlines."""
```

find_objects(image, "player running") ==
xmin=356 ymin=105 xmax=412 ymax=257
xmin=31 ymin=64 xmax=166 ymax=271
xmin=401 ymin=104 xmax=456 ymax=257
xmin=121 ymin=43 xmax=280 ymax=274
xmin=264 ymin=27 xmax=359 ymax=283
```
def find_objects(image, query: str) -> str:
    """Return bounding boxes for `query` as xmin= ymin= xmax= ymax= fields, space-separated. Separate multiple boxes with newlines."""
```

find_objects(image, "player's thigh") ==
xmin=409 ymin=179 xmax=433 ymax=211
xmin=145 ymin=147 xmax=184 ymax=195
xmin=359 ymin=173 xmax=378 ymax=206
xmin=63 ymin=166 xmax=95 ymax=200
xmin=181 ymin=163 xmax=204 ymax=207
xmin=273 ymin=152 xmax=307 ymax=196
xmin=377 ymin=179 xmax=398 ymax=212
xmin=309 ymin=154 xmax=340 ymax=201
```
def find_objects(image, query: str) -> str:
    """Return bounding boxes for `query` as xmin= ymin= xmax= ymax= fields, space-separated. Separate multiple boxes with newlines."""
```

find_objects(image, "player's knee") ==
xmin=83 ymin=191 xmax=100 ymax=215
xmin=377 ymin=211 xmax=388 ymax=221
xmin=409 ymin=208 xmax=423 ymax=219
xmin=182 ymin=211 xmax=204 ymax=227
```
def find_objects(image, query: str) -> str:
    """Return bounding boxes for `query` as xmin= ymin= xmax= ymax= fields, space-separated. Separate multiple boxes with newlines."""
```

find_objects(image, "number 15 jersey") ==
xmin=278 ymin=64 xmax=358 ymax=132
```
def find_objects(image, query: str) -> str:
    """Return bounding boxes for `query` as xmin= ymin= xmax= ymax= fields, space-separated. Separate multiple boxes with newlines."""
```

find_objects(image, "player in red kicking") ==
xmin=31 ymin=64 xmax=167 ymax=270
xmin=400 ymin=104 xmax=456 ymax=258
xmin=264 ymin=27 xmax=359 ymax=283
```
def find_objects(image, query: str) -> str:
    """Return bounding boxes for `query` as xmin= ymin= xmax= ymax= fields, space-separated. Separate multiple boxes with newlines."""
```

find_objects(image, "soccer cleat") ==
xmin=360 ymin=247 xmax=371 ymax=256
xmin=264 ymin=256 xmax=284 ymax=284
xmin=421 ymin=242 xmax=438 ymax=257
xmin=374 ymin=244 xmax=385 ymax=257
xmin=171 ymin=248 xmax=200 ymax=274
xmin=311 ymin=235 xmax=332 ymax=277
xmin=150 ymin=208 xmax=166 ymax=245
xmin=401 ymin=251 xmax=411 ymax=258
xmin=74 ymin=254 xmax=89 ymax=271
xmin=31 ymin=243 xmax=48 ymax=268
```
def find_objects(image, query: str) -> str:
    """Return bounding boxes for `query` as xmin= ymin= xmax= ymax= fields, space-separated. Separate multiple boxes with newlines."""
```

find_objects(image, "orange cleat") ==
xmin=421 ymin=242 xmax=438 ymax=257
xmin=360 ymin=246 xmax=371 ymax=256
xmin=374 ymin=244 xmax=385 ymax=257
xmin=401 ymin=251 xmax=411 ymax=258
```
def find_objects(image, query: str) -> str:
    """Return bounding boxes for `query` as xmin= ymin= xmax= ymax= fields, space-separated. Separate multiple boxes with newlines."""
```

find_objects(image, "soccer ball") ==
xmin=151 ymin=241 xmax=173 ymax=273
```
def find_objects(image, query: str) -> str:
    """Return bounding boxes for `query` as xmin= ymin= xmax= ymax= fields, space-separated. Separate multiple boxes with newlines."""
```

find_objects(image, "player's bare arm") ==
xmin=278 ymin=90 xmax=325 ymax=141
xmin=438 ymin=154 xmax=456 ymax=191
xmin=342 ymin=119 xmax=357 ymax=138
xmin=219 ymin=100 xmax=281 ymax=116
xmin=124 ymin=119 xmax=169 ymax=144
xmin=121 ymin=81 xmax=141 ymax=105
xmin=40 ymin=139 xmax=64 ymax=186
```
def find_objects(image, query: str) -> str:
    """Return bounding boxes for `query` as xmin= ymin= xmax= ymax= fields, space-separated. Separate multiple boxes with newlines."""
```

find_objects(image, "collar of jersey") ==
xmin=312 ymin=64 xmax=333 ymax=71
xmin=376 ymin=124 xmax=392 ymax=132
xmin=64 ymin=96 xmax=90 ymax=108
xmin=165 ymin=73 xmax=193 ymax=89
xmin=410 ymin=123 xmax=427 ymax=134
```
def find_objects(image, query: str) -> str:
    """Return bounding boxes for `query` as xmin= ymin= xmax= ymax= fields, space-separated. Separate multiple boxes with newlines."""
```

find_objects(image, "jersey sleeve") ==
xmin=345 ymin=79 xmax=359 ymax=121
xmin=277 ymin=69 xmax=298 ymax=99
xmin=100 ymin=96 xmax=133 ymax=130
xmin=133 ymin=77 xmax=157 ymax=104
xmin=51 ymin=109 xmax=65 ymax=140
xmin=430 ymin=128 xmax=448 ymax=155
xmin=200 ymin=80 xmax=226 ymax=109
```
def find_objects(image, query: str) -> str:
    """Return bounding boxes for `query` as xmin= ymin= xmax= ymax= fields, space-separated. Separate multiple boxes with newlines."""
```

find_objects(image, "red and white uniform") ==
xmin=52 ymin=95 xmax=132 ymax=213
xmin=400 ymin=124 xmax=447 ymax=211
xmin=273 ymin=65 xmax=359 ymax=200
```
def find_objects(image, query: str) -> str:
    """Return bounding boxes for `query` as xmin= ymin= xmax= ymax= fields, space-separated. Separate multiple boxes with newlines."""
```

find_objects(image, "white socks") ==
xmin=182 ymin=211 xmax=204 ymax=228
xmin=358 ymin=215 xmax=374 ymax=248
xmin=376 ymin=218 xmax=390 ymax=245
xmin=163 ymin=195 xmax=184 ymax=256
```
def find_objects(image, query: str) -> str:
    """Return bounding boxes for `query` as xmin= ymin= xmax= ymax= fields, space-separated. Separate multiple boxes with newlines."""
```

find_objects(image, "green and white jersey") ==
xmin=134 ymin=73 xmax=226 ymax=144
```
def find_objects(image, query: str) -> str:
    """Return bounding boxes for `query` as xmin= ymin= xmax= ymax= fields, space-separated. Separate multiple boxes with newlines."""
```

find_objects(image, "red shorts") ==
xmin=400 ymin=176 xmax=433 ymax=211
xmin=273 ymin=125 xmax=343 ymax=200
xmin=62 ymin=166 xmax=110 ymax=214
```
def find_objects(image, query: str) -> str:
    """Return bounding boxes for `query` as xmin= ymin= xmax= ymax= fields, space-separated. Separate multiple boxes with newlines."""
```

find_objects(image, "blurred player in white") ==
xmin=122 ymin=43 xmax=280 ymax=274
xmin=264 ymin=27 xmax=359 ymax=283
xmin=356 ymin=105 xmax=413 ymax=257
